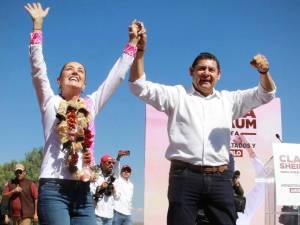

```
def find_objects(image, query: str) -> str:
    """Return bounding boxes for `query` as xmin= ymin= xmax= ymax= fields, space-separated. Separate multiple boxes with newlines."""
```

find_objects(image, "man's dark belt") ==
xmin=171 ymin=159 xmax=228 ymax=174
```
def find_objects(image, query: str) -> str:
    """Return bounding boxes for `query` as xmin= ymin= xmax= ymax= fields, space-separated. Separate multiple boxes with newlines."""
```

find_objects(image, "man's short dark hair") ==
xmin=191 ymin=52 xmax=221 ymax=72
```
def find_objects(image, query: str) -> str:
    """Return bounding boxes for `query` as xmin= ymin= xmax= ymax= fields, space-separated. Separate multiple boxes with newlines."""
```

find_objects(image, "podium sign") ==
xmin=273 ymin=143 xmax=300 ymax=206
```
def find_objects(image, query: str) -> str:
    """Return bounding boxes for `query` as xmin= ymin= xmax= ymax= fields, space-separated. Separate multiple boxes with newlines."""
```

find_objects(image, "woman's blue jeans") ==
xmin=38 ymin=178 xmax=97 ymax=225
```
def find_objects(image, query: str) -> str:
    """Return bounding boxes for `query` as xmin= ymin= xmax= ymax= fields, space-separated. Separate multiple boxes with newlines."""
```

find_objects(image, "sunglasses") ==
xmin=105 ymin=161 xmax=115 ymax=165
xmin=15 ymin=170 xmax=24 ymax=175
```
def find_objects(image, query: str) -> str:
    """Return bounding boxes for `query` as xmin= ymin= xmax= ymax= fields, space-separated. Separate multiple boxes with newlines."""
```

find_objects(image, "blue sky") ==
xmin=1 ymin=0 xmax=300 ymax=222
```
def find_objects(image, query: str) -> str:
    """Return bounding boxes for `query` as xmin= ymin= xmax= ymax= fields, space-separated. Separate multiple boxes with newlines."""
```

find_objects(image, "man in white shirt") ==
xmin=91 ymin=155 xmax=119 ymax=225
xmin=129 ymin=24 xmax=276 ymax=225
xmin=113 ymin=165 xmax=134 ymax=225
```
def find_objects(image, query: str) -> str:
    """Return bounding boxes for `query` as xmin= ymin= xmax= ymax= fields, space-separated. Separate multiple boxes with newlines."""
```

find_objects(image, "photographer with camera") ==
xmin=90 ymin=154 xmax=119 ymax=225
xmin=91 ymin=151 xmax=130 ymax=225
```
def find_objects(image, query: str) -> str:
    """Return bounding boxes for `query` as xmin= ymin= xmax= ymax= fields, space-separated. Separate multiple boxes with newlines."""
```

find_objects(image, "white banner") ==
xmin=273 ymin=143 xmax=300 ymax=206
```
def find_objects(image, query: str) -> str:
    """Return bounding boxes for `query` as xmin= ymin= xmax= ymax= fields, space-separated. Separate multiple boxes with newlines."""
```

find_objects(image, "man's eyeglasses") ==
xmin=105 ymin=161 xmax=115 ymax=165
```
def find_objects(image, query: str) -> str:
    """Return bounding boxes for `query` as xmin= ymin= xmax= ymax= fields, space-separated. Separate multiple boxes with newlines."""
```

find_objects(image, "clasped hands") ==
xmin=128 ymin=20 xmax=147 ymax=50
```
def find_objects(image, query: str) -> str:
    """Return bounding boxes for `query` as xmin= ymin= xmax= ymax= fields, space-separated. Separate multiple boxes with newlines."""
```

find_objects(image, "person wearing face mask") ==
xmin=2 ymin=164 xmax=38 ymax=225
xmin=129 ymin=28 xmax=276 ymax=225
xmin=24 ymin=2 xmax=142 ymax=225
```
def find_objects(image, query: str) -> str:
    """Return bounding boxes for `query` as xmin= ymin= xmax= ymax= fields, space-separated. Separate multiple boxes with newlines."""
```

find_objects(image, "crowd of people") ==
xmin=90 ymin=151 xmax=134 ymax=225
xmin=1 ymin=151 xmax=134 ymax=225
xmin=3 ymin=1 xmax=296 ymax=225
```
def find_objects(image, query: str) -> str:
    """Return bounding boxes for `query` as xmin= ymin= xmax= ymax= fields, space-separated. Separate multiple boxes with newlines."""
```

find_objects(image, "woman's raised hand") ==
xmin=128 ymin=20 xmax=147 ymax=48
xmin=24 ymin=2 xmax=50 ymax=31
xmin=128 ymin=20 xmax=140 ymax=46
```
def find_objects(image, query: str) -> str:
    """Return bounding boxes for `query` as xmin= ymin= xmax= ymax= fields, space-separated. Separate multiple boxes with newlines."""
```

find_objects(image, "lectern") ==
xmin=265 ymin=143 xmax=300 ymax=225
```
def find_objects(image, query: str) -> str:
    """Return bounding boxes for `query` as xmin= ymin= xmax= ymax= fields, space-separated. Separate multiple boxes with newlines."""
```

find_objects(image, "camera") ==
xmin=117 ymin=150 xmax=130 ymax=161
xmin=93 ymin=185 xmax=105 ymax=202
xmin=104 ymin=175 xmax=115 ymax=196
xmin=93 ymin=175 xmax=116 ymax=202
xmin=119 ymin=150 xmax=130 ymax=156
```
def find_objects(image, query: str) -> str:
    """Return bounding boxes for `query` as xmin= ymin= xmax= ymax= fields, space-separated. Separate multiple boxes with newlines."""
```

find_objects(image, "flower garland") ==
xmin=56 ymin=99 xmax=94 ymax=180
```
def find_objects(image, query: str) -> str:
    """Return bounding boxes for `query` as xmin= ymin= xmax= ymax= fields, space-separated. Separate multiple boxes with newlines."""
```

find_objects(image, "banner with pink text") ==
xmin=144 ymin=98 xmax=281 ymax=225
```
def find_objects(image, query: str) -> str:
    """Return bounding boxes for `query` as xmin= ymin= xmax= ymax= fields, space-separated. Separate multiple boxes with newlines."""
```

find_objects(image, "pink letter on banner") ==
xmin=144 ymin=98 xmax=282 ymax=225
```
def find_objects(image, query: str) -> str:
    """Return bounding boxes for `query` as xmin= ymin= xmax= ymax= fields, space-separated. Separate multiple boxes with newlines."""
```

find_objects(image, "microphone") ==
xmin=233 ymin=170 xmax=240 ymax=180
xmin=234 ymin=170 xmax=240 ymax=177
xmin=275 ymin=133 xmax=283 ymax=143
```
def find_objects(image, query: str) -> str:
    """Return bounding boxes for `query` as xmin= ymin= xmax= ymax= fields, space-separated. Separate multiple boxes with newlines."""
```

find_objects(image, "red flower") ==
xmin=68 ymin=151 xmax=79 ymax=166
xmin=67 ymin=111 xmax=77 ymax=130
xmin=83 ymin=129 xmax=94 ymax=148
